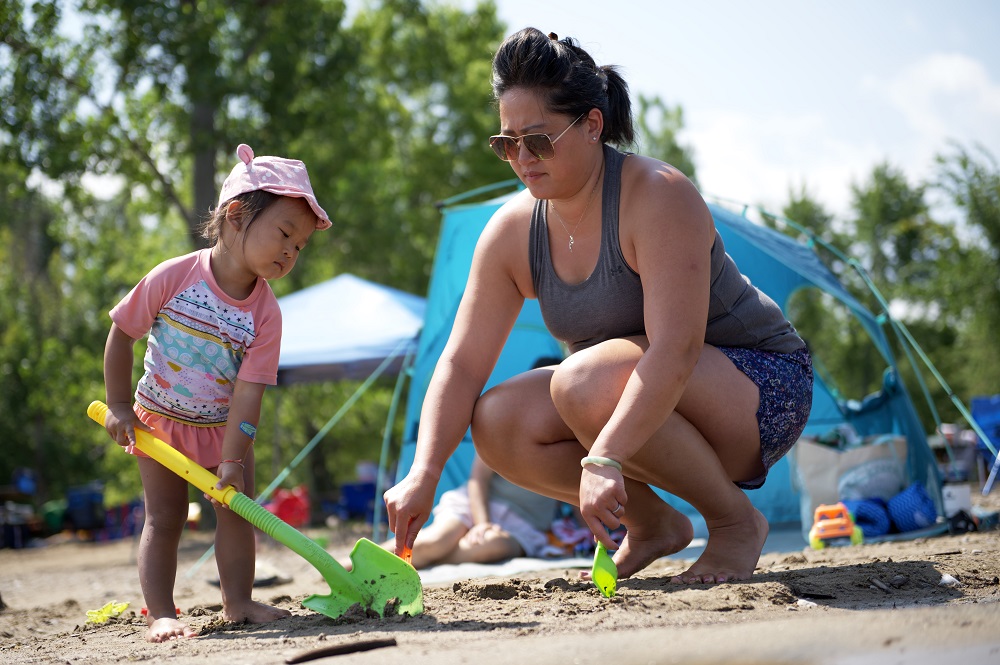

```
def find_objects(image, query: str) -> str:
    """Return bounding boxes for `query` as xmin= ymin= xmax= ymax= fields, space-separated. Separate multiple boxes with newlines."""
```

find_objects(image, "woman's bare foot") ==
xmin=146 ymin=617 xmax=198 ymax=643
xmin=222 ymin=599 xmax=291 ymax=624
xmin=671 ymin=506 xmax=769 ymax=584
xmin=613 ymin=503 xmax=695 ymax=579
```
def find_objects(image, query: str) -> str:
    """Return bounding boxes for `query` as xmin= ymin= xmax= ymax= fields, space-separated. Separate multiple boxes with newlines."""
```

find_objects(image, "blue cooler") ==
xmin=66 ymin=482 xmax=105 ymax=531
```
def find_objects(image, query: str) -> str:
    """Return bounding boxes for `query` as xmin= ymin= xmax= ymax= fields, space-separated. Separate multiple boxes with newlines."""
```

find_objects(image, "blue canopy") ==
xmin=397 ymin=186 xmax=941 ymax=528
xmin=277 ymin=273 xmax=426 ymax=384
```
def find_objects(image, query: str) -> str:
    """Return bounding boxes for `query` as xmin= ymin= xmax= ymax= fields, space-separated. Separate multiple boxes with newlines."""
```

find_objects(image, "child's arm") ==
xmin=214 ymin=378 xmax=266 ymax=500
xmin=102 ymin=323 xmax=151 ymax=447
xmin=460 ymin=453 xmax=503 ymax=546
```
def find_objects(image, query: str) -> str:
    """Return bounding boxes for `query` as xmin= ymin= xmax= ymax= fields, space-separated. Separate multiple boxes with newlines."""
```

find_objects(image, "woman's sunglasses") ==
xmin=488 ymin=113 xmax=585 ymax=162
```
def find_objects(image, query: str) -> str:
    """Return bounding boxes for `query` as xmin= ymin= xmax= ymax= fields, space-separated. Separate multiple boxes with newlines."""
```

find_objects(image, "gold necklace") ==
xmin=549 ymin=164 xmax=603 ymax=252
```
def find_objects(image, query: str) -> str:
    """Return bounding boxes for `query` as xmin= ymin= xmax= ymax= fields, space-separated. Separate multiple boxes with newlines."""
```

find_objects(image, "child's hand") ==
xmin=103 ymin=402 xmax=152 ymax=451
xmin=211 ymin=461 xmax=246 ymax=507
xmin=461 ymin=522 xmax=502 ymax=547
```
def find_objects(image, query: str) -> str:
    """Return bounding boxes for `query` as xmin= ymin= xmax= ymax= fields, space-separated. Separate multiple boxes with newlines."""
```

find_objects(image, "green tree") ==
xmin=933 ymin=143 xmax=1000 ymax=398
xmin=308 ymin=0 xmax=510 ymax=294
xmin=850 ymin=162 xmax=935 ymax=289
xmin=635 ymin=94 xmax=697 ymax=183
xmin=843 ymin=162 xmax=978 ymax=426
xmin=0 ymin=160 xmax=173 ymax=504
xmin=0 ymin=0 xmax=508 ymax=509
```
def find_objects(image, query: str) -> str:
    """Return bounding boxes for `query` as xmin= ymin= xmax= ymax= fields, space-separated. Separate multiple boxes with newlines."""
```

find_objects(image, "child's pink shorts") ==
xmin=131 ymin=404 xmax=227 ymax=469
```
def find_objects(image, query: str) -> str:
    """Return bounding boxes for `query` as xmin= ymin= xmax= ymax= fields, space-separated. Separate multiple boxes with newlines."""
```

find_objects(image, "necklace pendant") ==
xmin=568 ymin=235 xmax=575 ymax=252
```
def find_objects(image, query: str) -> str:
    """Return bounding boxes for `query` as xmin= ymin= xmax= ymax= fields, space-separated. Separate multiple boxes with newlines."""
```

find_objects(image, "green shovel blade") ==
xmin=229 ymin=493 xmax=424 ymax=619
xmin=592 ymin=541 xmax=617 ymax=598
xmin=303 ymin=538 xmax=423 ymax=618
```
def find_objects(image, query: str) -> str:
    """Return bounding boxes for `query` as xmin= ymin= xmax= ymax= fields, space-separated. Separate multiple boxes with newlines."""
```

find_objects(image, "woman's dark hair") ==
xmin=491 ymin=27 xmax=635 ymax=147
xmin=199 ymin=189 xmax=281 ymax=245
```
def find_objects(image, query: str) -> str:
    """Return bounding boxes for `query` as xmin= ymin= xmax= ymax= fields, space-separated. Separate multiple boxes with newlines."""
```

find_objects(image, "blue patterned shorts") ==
xmin=717 ymin=346 xmax=814 ymax=489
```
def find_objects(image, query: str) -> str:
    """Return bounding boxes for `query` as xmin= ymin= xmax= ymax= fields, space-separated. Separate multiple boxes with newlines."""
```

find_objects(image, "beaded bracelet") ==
xmin=220 ymin=459 xmax=244 ymax=470
xmin=580 ymin=455 xmax=623 ymax=472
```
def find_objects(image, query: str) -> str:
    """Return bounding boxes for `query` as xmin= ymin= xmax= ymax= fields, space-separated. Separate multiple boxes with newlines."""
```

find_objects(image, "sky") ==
xmin=485 ymin=0 xmax=1000 ymax=220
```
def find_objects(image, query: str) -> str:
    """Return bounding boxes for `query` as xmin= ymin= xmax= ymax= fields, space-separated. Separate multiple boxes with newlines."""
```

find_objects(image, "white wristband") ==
xmin=580 ymin=455 xmax=623 ymax=472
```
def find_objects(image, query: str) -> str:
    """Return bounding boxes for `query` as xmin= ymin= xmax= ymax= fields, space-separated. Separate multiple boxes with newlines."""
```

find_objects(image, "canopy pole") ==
xmin=372 ymin=348 xmax=415 ymax=542
xmin=272 ymin=389 xmax=283 ymax=481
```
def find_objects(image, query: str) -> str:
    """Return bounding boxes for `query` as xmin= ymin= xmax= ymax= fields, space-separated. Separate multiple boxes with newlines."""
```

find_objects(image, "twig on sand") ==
xmin=285 ymin=637 xmax=398 ymax=663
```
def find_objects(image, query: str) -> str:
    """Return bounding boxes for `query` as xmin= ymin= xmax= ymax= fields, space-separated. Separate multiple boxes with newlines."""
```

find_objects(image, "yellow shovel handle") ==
xmin=87 ymin=400 xmax=236 ymax=505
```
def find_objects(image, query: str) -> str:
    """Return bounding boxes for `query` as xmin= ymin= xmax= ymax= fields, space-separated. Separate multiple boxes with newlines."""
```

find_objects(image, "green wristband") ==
xmin=580 ymin=455 xmax=623 ymax=472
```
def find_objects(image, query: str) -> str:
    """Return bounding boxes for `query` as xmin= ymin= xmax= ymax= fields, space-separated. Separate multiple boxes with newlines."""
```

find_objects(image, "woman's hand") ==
xmin=579 ymin=464 xmax=627 ymax=549
xmin=384 ymin=468 xmax=440 ymax=558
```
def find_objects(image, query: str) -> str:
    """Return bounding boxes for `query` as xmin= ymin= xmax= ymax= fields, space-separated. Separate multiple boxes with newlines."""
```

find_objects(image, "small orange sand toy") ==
xmin=808 ymin=502 xmax=864 ymax=549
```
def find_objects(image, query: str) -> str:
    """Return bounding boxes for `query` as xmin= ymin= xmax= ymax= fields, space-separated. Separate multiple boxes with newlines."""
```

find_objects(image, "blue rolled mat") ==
xmin=842 ymin=498 xmax=891 ymax=538
xmin=888 ymin=482 xmax=937 ymax=532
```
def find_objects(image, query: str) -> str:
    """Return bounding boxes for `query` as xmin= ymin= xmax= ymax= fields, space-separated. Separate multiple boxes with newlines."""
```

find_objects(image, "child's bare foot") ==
xmin=146 ymin=617 xmax=198 ymax=643
xmin=671 ymin=506 xmax=769 ymax=584
xmin=222 ymin=599 xmax=291 ymax=624
xmin=613 ymin=503 xmax=694 ymax=579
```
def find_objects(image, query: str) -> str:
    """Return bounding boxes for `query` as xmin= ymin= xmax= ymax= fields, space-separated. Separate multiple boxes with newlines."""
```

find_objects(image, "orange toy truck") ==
xmin=808 ymin=502 xmax=864 ymax=549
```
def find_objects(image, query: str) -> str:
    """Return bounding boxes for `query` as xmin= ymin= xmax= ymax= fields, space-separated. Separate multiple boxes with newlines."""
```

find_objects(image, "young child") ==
xmin=101 ymin=144 xmax=331 ymax=642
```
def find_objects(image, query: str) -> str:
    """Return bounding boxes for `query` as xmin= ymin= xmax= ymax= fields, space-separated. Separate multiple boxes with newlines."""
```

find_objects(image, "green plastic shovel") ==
xmin=87 ymin=400 xmax=422 ymax=620
xmin=591 ymin=540 xmax=617 ymax=598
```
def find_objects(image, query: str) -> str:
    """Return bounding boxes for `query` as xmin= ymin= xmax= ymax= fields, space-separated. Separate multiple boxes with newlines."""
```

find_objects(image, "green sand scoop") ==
xmin=591 ymin=540 xmax=617 ymax=598
xmin=87 ymin=401 xmax=423 ymax=620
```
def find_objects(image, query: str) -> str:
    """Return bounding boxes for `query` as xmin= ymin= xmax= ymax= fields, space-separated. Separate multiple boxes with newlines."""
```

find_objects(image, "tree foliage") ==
xmin=634 ymin=94 xmax=697 ymax=183
xmin=780 ymin=151 xmax=1000 ymax=433
xmin=931 ymin=143 xmax=1000 ymax=400
xmin=0 ymin=0 xmax=508 ymax=506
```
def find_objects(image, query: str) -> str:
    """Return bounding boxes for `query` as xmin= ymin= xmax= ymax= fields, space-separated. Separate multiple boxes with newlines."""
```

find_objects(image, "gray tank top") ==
xmin=529 ymin=144 xmax=805 ymax=355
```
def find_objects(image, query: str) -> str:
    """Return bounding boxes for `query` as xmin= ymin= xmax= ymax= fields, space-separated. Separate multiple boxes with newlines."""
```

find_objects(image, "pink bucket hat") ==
xmin=218 ymin=143 xmax=331 ymax=230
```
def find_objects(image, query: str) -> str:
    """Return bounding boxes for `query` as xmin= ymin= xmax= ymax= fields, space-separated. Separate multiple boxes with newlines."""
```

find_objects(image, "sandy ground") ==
xmin=2 ymin=487 xmax=999 ymax=665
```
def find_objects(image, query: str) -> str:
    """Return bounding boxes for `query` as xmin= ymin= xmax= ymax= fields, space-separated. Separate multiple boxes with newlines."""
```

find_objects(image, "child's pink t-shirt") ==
xmin=110 ymin=249 xmax=281 ymax=427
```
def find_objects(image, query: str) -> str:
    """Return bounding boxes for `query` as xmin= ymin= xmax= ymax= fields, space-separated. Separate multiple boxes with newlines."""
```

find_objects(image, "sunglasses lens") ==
xmin=523 ymin=134 xmax=555 ymax=160
xmin=490 ymin=136 xmax=518 ymax=161
xmin=488 ymin=134 xmax=556 ymax=161
xmin=489 ymin=137 xmax=509 ymax=161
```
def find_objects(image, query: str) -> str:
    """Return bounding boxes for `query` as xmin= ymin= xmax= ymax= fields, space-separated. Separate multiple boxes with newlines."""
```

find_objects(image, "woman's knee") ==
xmin=470 ymin=383 xmax=512 ymax=447
xmin=549 ymin=350 xmax=630 ymax=432
xmin=471 ymin=383 xmax=530 ymax=473
xmin=471 ymin=370 xmax=569 ymax=471
xmin=549 ymin=354 xmax=590 ymax=418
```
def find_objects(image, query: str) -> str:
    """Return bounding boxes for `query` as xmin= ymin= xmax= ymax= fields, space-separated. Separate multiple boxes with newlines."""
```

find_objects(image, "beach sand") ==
xmin=2 ymin=485 xmax=998 ymax=665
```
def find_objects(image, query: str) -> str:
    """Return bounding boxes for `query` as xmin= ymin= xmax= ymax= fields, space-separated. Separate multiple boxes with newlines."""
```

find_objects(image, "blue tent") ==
xmin=396 ymin=184 xmax=942 ymax=530
xmin=277 ymin=273 xmax=426 ymax=384
xmin=399 ymin=196 xmax=564 ymax=497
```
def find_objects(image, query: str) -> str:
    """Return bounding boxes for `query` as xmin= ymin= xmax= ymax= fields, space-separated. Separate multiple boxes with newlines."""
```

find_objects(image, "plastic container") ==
xmin=942 ymin=483 xmax=972 ymax=518
xmin=264 ymin=486 xmax=311 ymax=528
xmin=66 ymin=482 xmax=105 ymax=531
